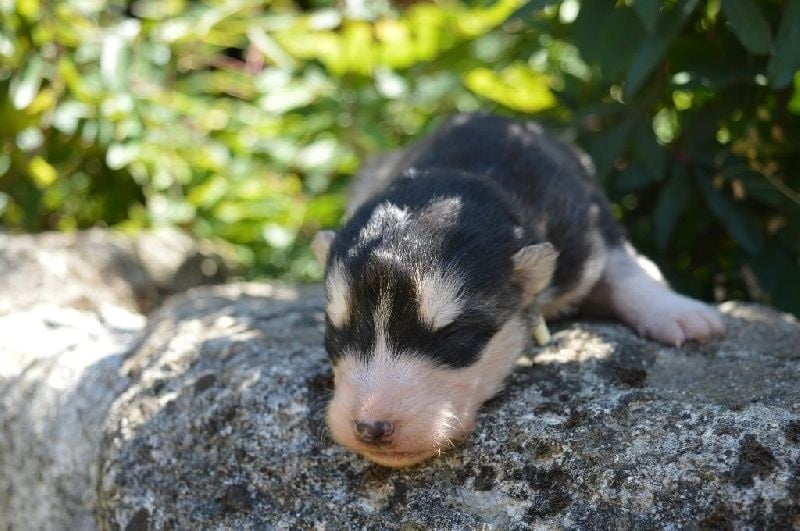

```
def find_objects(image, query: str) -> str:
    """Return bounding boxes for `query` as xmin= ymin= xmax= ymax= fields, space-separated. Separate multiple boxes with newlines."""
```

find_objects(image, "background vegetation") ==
xmin=1 ymin=0 xmax=799 ymax=315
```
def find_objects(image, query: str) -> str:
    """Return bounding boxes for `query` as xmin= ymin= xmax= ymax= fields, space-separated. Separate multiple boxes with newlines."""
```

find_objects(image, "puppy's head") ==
xmin=313 ymin=196 xmax=556 ymax=467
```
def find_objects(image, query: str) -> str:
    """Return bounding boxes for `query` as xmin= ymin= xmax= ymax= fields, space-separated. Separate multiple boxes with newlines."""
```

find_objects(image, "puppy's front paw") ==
xmin=630 ymin=293 xmax=725 ymax=347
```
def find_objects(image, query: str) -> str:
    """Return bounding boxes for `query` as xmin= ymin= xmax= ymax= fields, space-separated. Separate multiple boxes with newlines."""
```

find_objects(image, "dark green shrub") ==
xmin=1 ymin=0 xmax=798 ymax=314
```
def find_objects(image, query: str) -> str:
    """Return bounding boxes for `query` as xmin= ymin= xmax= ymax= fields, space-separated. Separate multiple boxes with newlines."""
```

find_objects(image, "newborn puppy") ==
xmin=312 ymin=113 xmax=724 ymax=467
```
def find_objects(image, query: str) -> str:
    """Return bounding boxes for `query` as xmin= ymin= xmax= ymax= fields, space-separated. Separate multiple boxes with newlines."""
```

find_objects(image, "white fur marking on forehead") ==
xmin=359 ymin=201 xmax=408 ymax=242
xmin=371 ymin=297 xmax=393 ymax=365
xmin=416 ymin=269 xmax=465 ymax=330
xmin=326 ymin=261 xmax=350 ymax=328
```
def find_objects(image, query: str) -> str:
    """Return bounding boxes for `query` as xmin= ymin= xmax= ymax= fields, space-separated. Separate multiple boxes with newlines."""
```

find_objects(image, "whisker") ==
xmin=307 ymin=390 xmax=335 ymax=445
xmin=441 ymin=410 xmax=466 ymax=430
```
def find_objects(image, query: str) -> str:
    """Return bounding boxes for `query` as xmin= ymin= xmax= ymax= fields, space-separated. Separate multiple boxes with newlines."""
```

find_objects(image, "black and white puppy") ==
xmin=312 ymin=113 xmax=724 ymax=467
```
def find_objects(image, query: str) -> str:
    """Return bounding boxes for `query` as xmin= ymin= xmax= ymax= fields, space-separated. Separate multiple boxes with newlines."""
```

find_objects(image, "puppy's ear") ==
xmin=513 ymin=243 xmax=558 ymax=304
xmin=311 ymin=230 xmax=336 ymax=265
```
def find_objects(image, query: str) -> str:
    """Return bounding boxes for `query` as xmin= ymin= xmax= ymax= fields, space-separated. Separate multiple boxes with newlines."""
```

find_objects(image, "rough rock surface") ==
xmin=1 ymin=231 xmax=799 ymax=529
xmin=0 ymin=304 xmax=142 ymax=530
xmin=0 ymin=228 xmax=229 ymax=315
xmin=96 ymin=285 xmax=800 ymax=529
xmin=0 ymin=230 xmax=229 ymax=531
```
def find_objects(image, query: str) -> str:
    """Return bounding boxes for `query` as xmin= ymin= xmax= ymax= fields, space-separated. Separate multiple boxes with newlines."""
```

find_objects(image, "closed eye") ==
xmin=436 ymin=318 xmax=496 ymax=345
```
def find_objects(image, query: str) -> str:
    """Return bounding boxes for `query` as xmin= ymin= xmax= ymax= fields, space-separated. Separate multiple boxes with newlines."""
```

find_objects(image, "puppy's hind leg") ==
xmin=587 ymin=243 xmax=725 ymax=347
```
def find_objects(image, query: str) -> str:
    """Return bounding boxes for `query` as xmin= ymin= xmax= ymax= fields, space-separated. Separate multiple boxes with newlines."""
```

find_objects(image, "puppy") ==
xmin=312 ymin=113 xmax=724 ymax=467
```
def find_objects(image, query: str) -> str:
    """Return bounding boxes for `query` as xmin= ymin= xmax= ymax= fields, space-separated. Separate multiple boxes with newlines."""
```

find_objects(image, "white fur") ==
xmin=358 ymin=201 xmax=408 ymax=243
xmin=325 ymin=261 xmax=350 ymax=328
xmin=602 ymin=244 xmax=725 ymax=346
xmin=416 ymin=269 xmax=465 ymax=330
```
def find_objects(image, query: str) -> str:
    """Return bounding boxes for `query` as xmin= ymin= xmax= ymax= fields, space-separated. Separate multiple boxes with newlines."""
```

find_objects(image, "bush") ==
xmin=1 ymin=0 xmax=798 ymax=314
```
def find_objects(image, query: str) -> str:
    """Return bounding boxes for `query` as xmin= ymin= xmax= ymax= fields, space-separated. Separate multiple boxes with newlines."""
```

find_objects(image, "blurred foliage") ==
xmin=1 ymin=0 xmax=799 ymax=314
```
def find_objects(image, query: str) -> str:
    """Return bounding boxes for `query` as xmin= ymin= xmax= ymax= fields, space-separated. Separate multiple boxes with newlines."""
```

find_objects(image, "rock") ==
xmin=0 ymin=230 xmax=156 ymax=315
xmin=0 ymin=228 xmax=231 ymax=315
xmin=0 ymin=236 xmax=798 ymax=528
xmin=93 ymin=287 xmax=799 ymax=529
xmin=0 ymin=304 xmax=143 ymax=530
xmin=0 ymin=229 xmax=230 ymax=530
xmin=132 ymin=228 xmax=231 ymax=296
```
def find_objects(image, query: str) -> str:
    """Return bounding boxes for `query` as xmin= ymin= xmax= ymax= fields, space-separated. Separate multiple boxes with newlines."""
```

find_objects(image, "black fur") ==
xmin=325 ymin=113 xmax=624 ymax=369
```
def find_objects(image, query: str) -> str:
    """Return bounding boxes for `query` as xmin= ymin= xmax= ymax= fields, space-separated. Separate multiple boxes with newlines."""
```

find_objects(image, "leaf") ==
xmin=187 ymin=175 xmax=228 ymax=208
xmin=632 ymin=119 xmax=666 ymax=181
xmin=679 ymin=62 xmax=760 ymax=90
xmin=747 ymin=244 xmax=800 ymax=316
xmin=28 ymin=156 xmax=57 ymax=188
xmin=790 ymin=72 xmax=800 ymax=115
xmin=101 ymin=21 xmax=138 ymax=90
xmin=583 ymin=119 xmax=631 ymax=182
xmin=736 ymin=171 xmax=783 ymax=207
xmin=767 ymin=0 xmax=800 ymax=89
xmin=633 ymin=0 xmax=660 ymax=33
xmin=720 ymin=0 xmax=772 ymax=54
xmin=508 ymin=0 xmax=557 ymax=22
xmin=342 ymin=21 xmax=374 ymax=76
xmin=572 ymin=3 xmax=643 ymax=81
xmin=304 ymin=193 xmax=345 ymax=228
xmin=0 ymin=154 xmax=10 ymax=177
xmin=653 ymin=163 xmax=692 ymax=250
xmin=464 ymin=64 xmax=556 ymax=112
xmin=248 ymin=26 xmax=297 ymax=71
xmin=11 ymin=56 xmax=44 ymax=110
xmin=106 ymin=143 xmax=141 ymax=170
xmin=695 ymin=170 xmax=763 ymax=254
xmin=614 ymin=161 xmax=654 ymax=193
xmin=624 ymin=0 xmax=700 ymax=98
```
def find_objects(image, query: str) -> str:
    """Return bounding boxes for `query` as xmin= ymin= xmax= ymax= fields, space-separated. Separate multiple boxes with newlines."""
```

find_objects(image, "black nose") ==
xmin=354 ymin=420 xmax=394 ymax=444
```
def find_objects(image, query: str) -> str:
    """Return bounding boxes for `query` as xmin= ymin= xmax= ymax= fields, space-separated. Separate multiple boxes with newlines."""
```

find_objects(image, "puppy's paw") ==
xmin=629 ymin=292 xmax=725 ymax=347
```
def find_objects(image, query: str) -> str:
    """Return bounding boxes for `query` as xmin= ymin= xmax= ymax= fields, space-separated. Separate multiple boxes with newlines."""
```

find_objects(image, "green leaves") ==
xmin=572 ymin=3 xmax=643 ymax=82
xmin=624 ymin=0 xmax=699 ymax=98
xmin=695 ymin=170 xmax=763 ymax=254
xmin=653 ymin=163 xmax=692 ymax=250
xmin=10 ymin=56 xmax=45 ymax=110
xmin=1 ymin=0 xmax=798 ymax=312
xmin=721 ymin=0 xmax=771 ymax=55
xmin=584 ymin=119 xmax=631 ymax=182
xmin=633 ymin=0 xmax=660 ymax=33
xmin=632 ymin=118 xmax=666 ymax=182
xmin=101 ymin=21 xmax=139 ymax=90
xmin=767 ymin=0 xmax=800 ymax=89
xmin=748 ymin=245 xmax=800 ymax=315
xmin=464 ymin=64 xmax=555 ymax=112
xmin=789 ymin=73 xmax=800 ymax=114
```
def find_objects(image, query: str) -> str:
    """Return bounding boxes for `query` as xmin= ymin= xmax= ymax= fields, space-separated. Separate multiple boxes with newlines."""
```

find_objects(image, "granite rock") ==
xmin=0 ymin=229 xmax=229 ymax=530
xmin=0 ymin=228 xmax=230 ymax=315
xmin=96 ymin=285 xmax=800 ymax=529
xmin=1 ymin=230 xmax=798 ymax=528
xmin=0 ymin=304 xmax=142 ymax=530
